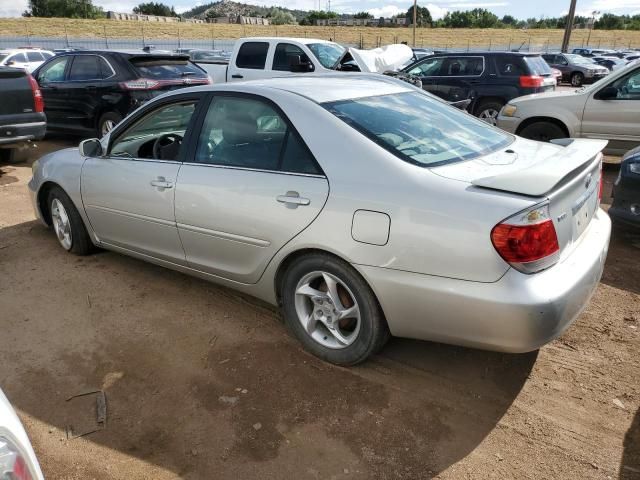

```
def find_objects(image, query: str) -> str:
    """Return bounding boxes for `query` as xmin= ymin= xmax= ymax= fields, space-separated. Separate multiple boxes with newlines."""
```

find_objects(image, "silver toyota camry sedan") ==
xmin=29 ymin=75 xmax=611 ymax=365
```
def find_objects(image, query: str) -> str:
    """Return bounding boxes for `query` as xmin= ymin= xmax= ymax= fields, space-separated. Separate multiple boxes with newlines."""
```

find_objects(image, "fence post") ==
xmin=528 ymin=36 xmax=531 ymax=51
xmin=467 ymin=39 xmax=469 ymax=52
xmin=141 ymin=24 xmax=145 ymax=47
xmin=211 ymin=23 xmax=214 ymax=49
xmin=103 ymin=25 xmax=108 ymax=49
xmin=612 ymin=36 xmax=616 ymax=49
xmin=489 ymin=37 xmax=492 ymax=51
xmin=25 ymin=20 xmax=31 ymax=46
xmin=178 ymin=26 xmax=181 ymax=49
xmin=508 ymin=37 xmax=511 ymax=51
xmin=597 ymin=39 xmax=601 ymax=48
xmin=64 ymin=24 xmax=69 ymax=47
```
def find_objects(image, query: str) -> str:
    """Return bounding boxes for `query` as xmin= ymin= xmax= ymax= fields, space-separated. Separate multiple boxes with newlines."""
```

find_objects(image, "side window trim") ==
xmin=107 ymin=93 xmax=205 ymax=162
xmin=184 ymin=91 xmax=325 ymax=177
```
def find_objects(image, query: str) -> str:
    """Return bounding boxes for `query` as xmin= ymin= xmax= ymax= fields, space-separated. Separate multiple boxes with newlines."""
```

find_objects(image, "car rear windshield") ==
xmin=129 ymin=57 xmax=206 ymax=79
xmin=324 ymin=91 xmax=513 ymax=167
xmin=523 ymin=56 xmax=552 ymax=75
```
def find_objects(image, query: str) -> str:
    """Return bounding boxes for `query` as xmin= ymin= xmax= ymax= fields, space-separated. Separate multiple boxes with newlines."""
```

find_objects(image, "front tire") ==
xmin=281 ymin=253 xmax=390 ymax=366
xmin=519 ymin=121 xmax=566 ymax=143
xmin=47 ymin=186 xmax=93 ymax=255
xmin=571 ymin=72 xmax=584 ymax=87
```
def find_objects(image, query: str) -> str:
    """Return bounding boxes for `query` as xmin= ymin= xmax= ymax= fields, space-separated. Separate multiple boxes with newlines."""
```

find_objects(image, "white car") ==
xmin=497 ymin=61 xmax=640 ymax=156
xmin=0 ymin=49 xmax=54 ymax=73
xmin=0 ymin=388 xmax=44 ymax=479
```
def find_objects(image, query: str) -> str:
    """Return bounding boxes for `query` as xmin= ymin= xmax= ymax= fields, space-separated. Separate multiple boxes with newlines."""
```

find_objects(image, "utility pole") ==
xmin=561 ymin=0 xmax=577 ymax=52
xmin=412 ymin=0 xmax=417 ymax=47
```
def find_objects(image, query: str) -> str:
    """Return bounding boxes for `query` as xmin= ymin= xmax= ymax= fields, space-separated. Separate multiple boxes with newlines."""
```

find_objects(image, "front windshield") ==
xmin=565 ymin=54 xmax=595 ymax=65
xmin=307 ymin=42 xmax=346 ymax=69
xmin=324 ymin=92 xmax=513 ymax=167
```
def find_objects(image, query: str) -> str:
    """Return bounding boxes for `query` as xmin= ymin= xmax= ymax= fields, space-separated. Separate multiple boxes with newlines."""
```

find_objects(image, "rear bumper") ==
xmin=0 ymin=120 xmax=46 ymax=147
xmin=357 ymin=209 xmax=611 ymax=353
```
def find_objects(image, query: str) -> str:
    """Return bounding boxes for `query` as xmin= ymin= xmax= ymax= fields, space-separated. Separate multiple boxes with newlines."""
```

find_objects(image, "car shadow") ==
xmin=620 ymin=407 xmax=640 ymax=479
xmin=600 ymin=228 xmax=640 ymax=296
xmin=1 ymin=219 xmax=536 ymax=479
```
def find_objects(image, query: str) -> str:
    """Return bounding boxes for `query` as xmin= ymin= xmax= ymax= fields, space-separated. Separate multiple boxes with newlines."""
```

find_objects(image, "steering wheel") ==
xmin=152 ymin=133 xmax=183 ymax=160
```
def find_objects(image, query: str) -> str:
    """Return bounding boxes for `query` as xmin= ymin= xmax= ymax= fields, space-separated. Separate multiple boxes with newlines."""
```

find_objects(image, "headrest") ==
xmin=222 ymin=111 xmax=258 ymax=146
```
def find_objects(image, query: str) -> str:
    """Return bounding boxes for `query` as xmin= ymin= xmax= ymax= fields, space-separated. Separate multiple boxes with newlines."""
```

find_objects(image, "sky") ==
xmin=1 ymin=0 xmax=640 ymax=20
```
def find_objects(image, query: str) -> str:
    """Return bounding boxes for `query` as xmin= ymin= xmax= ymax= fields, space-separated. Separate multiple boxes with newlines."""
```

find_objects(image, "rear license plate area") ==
xmin=573 ymin=186 xmax=598 ymax=238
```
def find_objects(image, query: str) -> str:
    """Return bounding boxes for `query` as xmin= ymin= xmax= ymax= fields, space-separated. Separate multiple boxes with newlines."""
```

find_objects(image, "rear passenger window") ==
xmin=195 ymin=96 xmax=321 ymax=175
xmin=69 ymin=55 xmax=101 ymax=81
xmin=235 ymin=42 xmax=269 ymax=70
xmin=441 ymin=57 xmax=484 ymax=76
xmin=8 ymin=53 xmax=27 ymax=63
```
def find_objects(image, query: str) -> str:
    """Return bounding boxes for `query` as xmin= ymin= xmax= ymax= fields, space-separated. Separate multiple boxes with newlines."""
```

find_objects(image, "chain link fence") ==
xmin=0 ymin=34 xmax=634 ymax=54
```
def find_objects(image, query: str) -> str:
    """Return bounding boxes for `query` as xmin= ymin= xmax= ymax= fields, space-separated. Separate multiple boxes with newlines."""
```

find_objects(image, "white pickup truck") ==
xmin=196 ymin=37 xmax=414 ymax=84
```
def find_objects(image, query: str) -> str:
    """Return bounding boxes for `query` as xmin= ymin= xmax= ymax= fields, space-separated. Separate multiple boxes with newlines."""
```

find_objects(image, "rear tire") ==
xmin=281 ymin=253 xmax=390 ymax=366
xmin=47 ymin=186 xmax=93 ymax=255
xmin=519 ymin=121 xmax=566 ymax=143
xmin=570 ymin=72 xmax=584 ymax=87
xmin=97 ymin=112 xmax=122 ymax=138
xmin=475 ymin=100 xmax=504 ymax=126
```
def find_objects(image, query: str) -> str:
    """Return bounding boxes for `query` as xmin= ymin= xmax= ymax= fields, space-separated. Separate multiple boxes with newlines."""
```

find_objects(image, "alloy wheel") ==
xmin=478 ymin=108 xmax=499 ymax=126
xmin=294 ymin=271 xmax=361 ymax=349
xmin=51 ymin=198 xmax=72 ymax=250
xmin=101 ymin=119 xmax=116 ymax=136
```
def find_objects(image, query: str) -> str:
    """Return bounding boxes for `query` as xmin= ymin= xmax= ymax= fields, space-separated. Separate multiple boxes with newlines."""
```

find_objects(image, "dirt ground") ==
xmin=0 ymin=139 xmax=638 ymax=480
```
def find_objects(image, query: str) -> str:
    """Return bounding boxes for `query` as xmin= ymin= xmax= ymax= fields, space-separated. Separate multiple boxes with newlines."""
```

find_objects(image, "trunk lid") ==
xmin=432 ymin=137 xmax=606 ymax=257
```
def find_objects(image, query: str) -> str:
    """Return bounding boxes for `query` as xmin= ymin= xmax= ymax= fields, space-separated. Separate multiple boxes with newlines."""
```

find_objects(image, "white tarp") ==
xmin=349 ymin=44 xmax=414 ymax=74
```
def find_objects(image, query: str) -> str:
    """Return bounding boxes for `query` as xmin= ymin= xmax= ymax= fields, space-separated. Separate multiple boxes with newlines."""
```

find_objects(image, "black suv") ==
xmin=32 ymin=49 xmax=210 ymax=137
xmin=401 ymin=52 xmax=556 ymax=125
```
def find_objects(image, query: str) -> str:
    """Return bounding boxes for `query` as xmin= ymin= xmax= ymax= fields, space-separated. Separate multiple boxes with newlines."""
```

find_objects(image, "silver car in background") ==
xmin=0 ymin=388 xmax=44 ymax=480
xmin=29 ymin=75 xmax=611 ymax=365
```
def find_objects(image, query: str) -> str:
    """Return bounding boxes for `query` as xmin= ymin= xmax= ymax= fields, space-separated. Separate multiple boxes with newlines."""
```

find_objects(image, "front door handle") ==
xmin=277 ymin=191 xmax=310 ymax=208
xmin=231 ymin=74 xmax=244 ymax=79
xmin=150 ymin=177 xmax=174 ymax=190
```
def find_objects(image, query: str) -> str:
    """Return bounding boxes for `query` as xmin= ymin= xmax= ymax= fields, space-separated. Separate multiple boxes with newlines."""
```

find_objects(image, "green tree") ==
xmin=441 ymin=10 xmax=473 ymax=28
xmin=594 ymin=13 xmax=625 ymax=30
xmin=501 ymin=14 xmax=517 ymax=26
xmin=300 ymin=9 xmax=337 ymax=25
xmin=133 ymin=2 xmax=178 ymax=17
xmin=406 ymin=5 xmax=432 ymax=26
xmin=353 ymin=11 xmax=373 ymax=19
xmin=23 ymin=0 xmax=104 ymax=18
xmin=268 ymin=7 xmax=295 ymax=25
xmin=468 ymin=8 xmax=499 ymax=28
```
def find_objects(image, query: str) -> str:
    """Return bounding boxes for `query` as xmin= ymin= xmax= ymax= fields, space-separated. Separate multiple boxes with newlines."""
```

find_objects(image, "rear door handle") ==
xmin=150 ymin=177 xmax=174 ymax=190
xmin=277 ymin=191 xmax=310 ymax=207
xmin=231 ymin=74 xmax=244 ymax=79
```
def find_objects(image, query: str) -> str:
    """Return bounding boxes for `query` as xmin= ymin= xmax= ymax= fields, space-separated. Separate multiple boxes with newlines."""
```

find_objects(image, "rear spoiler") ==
xmin=471 ymin=138 xmax=608 ymax=196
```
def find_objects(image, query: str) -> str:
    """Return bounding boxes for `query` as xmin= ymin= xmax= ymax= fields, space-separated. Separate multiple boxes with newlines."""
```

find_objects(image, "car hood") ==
xmin=431 ymin=136 xmax=607 ymax=196
xmin=509 ymin=89 xmax=585 ymax=104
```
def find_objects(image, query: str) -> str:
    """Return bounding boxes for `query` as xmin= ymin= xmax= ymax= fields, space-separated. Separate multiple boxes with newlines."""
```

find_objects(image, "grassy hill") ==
xmin=1 ymin=17 xmax=639 ymax=50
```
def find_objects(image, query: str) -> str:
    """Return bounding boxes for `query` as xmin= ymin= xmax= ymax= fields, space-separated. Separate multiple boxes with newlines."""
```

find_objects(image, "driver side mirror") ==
xmin=596 ymin=86 xmax=618 ymax=100
xmin=79 ymin=138 xmax=103 ymax=157
xmin=289 ymin=55 xmax=313 ymax=73
xmin=5 ymin=60 xmax=14 ymax=66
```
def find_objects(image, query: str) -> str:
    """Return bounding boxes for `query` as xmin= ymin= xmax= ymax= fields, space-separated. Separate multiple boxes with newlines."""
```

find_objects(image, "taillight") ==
xmin=0 ymin=436 xmax=34 ymax=480
xmin=119 ymin=78 xmax=160 ymax=90
xmin=27 ymin=74 xmax=44 ymax=113
xmin=519 ymin=75 xmax=544 ymax=88
xmin=491 ymin=203 xmax=560 ymax=274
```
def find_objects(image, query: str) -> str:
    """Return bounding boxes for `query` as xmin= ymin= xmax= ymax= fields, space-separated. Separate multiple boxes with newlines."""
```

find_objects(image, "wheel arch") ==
xmin=37 ymin=181 xmax=63 ymax=226
xmin=515 ymin=116 xmax=570 ymax=137
xmin=273 ymin=248 xmax=388 ymax=322
xmin=473 ymin=96 xmax=507 ymax=115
